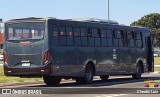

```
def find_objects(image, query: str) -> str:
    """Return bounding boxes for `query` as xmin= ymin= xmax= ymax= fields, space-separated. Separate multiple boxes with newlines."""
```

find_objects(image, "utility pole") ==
xmin=0 ymin=18 xmax=3 ymax=49
xmin=108 ymin=0 xmax=110 ymax=20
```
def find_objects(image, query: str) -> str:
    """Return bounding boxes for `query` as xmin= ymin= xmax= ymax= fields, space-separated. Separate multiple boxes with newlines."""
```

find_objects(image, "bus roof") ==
xmin=66 ymin=18 xmax=119 ymax=25
xmin=6 ymin=17 xmax=150 ymax=31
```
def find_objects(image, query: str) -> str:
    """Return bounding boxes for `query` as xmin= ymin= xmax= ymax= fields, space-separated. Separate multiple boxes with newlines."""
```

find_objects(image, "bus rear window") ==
xmin=8 ymin=28 xmax=13 ymax=38
xmin=23 ymin=29 xmax=29 ymax=39
xmin=7 ymin=22 xmax=45 ymax=40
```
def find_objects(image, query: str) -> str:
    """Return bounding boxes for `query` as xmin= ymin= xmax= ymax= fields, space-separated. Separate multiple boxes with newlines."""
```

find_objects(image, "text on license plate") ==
xmin=22 ymin=63 xmax=31 ymax=66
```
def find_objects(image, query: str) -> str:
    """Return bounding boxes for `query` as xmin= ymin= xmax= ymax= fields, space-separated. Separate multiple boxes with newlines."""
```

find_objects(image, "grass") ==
xmin=154 ymin=68 xmax=160 ymax=72
xmin=154 ymin=48 xmax=160 ymax=65
xmin=0 ymin=49 xmax=3 ymax=54
xmin=154 ymin=57 xmax=160 ymax=65
xmin=0 ymin=61 xmax=3 ymax=64
xmin=0 ymin=67 xmax=42 ymax=83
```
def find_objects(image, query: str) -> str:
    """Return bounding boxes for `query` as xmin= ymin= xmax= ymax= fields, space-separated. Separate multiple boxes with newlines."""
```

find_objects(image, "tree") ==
xmin=130 ymin=13 xmax=160 ymax=47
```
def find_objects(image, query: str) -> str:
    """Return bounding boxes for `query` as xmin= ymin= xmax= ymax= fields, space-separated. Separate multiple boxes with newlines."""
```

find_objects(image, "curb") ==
xmin=155 ymin=65 xmax=160 ymax=68
xmin=0 ymin=81 xmax=44 ymax=87
xmin=150 ymin=71 xmax=160 ymax=74
xmin=0 ymin=79 xmax=75 ymax=87
xmin=0 ymin=73 xmax=159 ymax=87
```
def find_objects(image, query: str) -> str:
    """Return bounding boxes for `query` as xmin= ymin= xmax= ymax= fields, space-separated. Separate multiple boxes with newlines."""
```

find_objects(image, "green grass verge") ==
xmin=154 ymin=68 xmax=160 ymax=72
xmin=0 ymin=67 xmax=42 ymax=83
xmin=0 ymin=49 xmax=3 ymax=54
xmin=0 ymin=61 xmax=3 ymax=64
xmin=154 ymin=57 xmax=160 ymax=65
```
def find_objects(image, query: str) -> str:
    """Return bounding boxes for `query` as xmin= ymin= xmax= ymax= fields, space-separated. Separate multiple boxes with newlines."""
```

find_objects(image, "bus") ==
xmin=3 ymin=17 xmax=154 ymax=85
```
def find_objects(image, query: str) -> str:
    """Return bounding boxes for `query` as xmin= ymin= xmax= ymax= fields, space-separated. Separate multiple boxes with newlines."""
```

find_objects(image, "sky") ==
xmin=0 ymin=0 xmax=160 ymax=25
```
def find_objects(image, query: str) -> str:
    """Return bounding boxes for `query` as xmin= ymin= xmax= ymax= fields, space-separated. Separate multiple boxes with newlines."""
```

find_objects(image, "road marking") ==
xmin=112 ymin=94 xmax=121 ymax=97
xmin=155 ymin=65 xmax=160 ymax=67
xmin=95 ymin=94 xmax=128 ymax=97
xmin=119 ymin=94 xmax=128 ymax=96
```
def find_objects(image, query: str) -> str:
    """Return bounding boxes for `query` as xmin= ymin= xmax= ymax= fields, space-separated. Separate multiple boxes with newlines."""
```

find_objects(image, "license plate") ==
xmin=22 ymin=63 xmax=31 ymax=66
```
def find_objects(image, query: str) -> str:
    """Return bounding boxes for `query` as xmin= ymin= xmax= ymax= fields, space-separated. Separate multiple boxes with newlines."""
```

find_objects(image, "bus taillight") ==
xmin=3 ymin=52 xmax=8 ymax=64
xmin=44 ymin=50 xmax=50 ymax=63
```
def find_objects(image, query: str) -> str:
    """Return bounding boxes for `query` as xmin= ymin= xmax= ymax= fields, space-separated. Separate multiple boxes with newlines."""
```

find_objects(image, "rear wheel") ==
xmin=100 ymin=75 xmax=109 ymax=81
xmin=132 ymin=63 xmax=142 ymax=79
xmin=43 ymin=76 xmax=61 ymax=86
xmin=76 ymin=65 xmax=93 ymax=84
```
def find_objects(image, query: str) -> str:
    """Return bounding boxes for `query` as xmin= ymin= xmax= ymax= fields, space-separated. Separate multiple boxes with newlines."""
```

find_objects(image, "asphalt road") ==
xmin=0 ymin=73 xmax=160 ymax=97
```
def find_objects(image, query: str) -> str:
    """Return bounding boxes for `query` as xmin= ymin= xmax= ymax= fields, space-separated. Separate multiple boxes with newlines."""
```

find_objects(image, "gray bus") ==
xmin=3 ymin=17 xmax=154 ymax=85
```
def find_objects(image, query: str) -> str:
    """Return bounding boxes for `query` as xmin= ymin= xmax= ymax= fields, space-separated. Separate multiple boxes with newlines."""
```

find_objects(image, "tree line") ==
xmin=130 ymin=13 xmax=160 ymax=47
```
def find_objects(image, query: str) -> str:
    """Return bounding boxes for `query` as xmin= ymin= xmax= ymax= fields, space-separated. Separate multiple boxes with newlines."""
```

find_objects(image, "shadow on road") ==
xmin=27 ymin=75 xmax=160 ymax=88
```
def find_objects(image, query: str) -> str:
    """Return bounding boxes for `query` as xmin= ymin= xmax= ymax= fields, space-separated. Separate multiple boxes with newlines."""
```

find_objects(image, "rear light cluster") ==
xmin=41 ymin=69 xmax=49 ymax=73
xmin=44 ymin=50 xmax=50 ymax=63
xmin=3 ymin=52 xmax=8 ymax=64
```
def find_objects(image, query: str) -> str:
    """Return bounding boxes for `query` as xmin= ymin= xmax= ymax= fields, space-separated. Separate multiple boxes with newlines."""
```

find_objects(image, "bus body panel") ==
xmin=48 ymin=19 xmax=152 ymax=77
xmin=6 ymin=40 xmax=44 ymax=67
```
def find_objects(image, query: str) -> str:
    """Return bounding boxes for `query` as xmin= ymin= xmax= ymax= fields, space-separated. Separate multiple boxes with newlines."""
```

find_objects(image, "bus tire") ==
xmin=100 ymin=75 xmax=109 ymax=81
xmin=43 ymin=76 xmax=61 ymax=86
xmin=132 ymin=63 xmax=142 ymax=79
xmin=76 ymin=65 xmax=93 ymax=84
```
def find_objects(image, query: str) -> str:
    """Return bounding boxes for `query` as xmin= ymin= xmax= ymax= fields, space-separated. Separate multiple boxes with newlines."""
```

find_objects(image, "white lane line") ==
xmin=119 ymin=94 xmax=128 ymax=96
xmin=95 ymin=94 xmax=128 ymax=97
xmin=111 ymin=94 xmax=123 ymax=97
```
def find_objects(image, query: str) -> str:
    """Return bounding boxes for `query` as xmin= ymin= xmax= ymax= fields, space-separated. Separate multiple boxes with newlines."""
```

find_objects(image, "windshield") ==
xmin=6 ymin=22 xmax=45 ymax=40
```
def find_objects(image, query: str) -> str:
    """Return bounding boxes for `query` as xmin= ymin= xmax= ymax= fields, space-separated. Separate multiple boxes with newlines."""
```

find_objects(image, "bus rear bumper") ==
xmin=3 ymin=62 xmax=51 ymax=77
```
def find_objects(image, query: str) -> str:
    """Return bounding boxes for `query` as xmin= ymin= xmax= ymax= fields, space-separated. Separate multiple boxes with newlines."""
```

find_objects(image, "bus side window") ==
xmin=8 ymin=28 xmax=14 ymax=39
xmin=117 ymin=30 xmax=124 ymax=47
xmin=88 ymin=28 xmax=95 ymax=47
xmin=59 ymin=26 xmax=67 ymax=46
xmin=127 ymin=31 xmax=135 ymax=48
xmin=123 ymin=31 xmax=128 ymax=47
xmin=135 ymin=31 xmax=143 ymax=48
xmin=101 ymin=29 xmax=107 ymax=47
xmin=74 ymin=27 xmax=81 ymax=46
xmin=107 ymin=29 xmax=113 ymax=47
xmin=66 ymin=26 xmax=73 ymax=46
xmin=94 ymin=28 xmax=101 ymax=47
xmin=81 ymin=28 xmax=88 ymax=46
xmin=126 ymin=31 xmax=130 ymax=47
xmin=52 ymin=25 xmax=59 ymax=46
xmin=113 ymin=30 xmax=118 ymax=47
